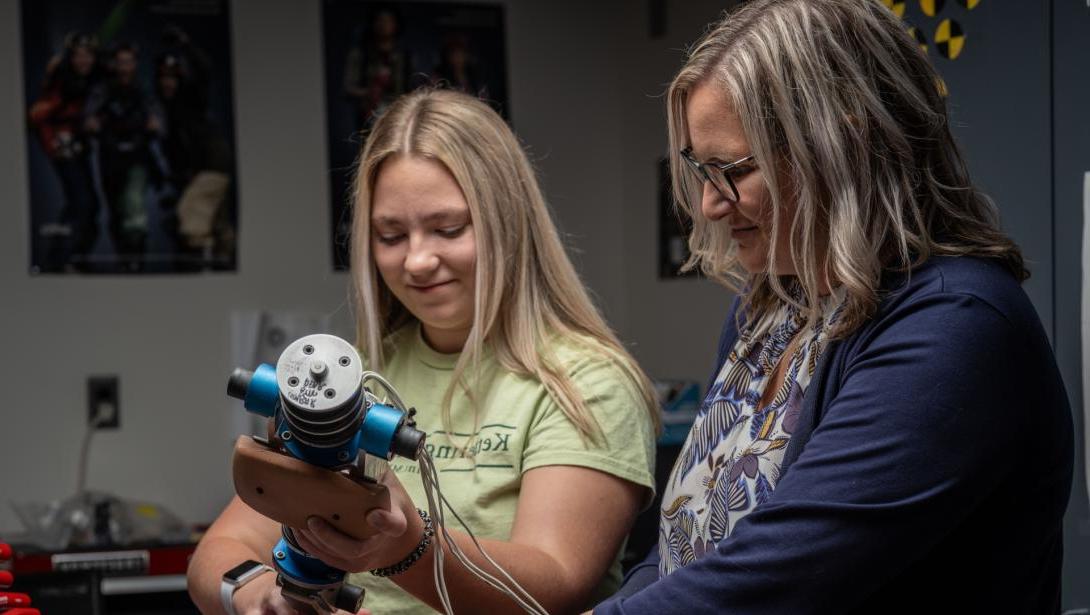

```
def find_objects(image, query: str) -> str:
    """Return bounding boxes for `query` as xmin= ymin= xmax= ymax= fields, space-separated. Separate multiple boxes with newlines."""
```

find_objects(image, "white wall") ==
xmin=0 ymin=0 xmax=731 ymax=532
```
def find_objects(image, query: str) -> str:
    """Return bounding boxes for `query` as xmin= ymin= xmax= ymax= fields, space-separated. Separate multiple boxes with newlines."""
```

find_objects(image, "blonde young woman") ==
xmin=187 ymin=89 xmax=658 ymax=615
xmin=593 ymin=1 xmax=1073 ymax=614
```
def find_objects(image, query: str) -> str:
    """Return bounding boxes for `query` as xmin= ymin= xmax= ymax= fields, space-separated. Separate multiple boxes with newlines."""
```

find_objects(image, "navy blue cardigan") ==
xmin=597 ymin=257 xmax=1073 ymax=614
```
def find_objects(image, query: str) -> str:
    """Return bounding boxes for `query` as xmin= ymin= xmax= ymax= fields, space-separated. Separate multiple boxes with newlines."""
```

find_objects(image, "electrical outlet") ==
xmin=87 ymin=376 xmax=120 ymax=430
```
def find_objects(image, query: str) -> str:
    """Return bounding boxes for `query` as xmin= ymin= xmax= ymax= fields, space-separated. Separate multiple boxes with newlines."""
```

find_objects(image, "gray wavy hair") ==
xmin=668 ymin=0 xmax=1026 ymax=336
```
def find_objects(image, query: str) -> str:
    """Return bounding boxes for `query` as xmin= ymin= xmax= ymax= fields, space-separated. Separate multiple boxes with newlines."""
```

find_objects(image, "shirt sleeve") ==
xmin=595 ymin=291 xmax=1039 ymax=614
xmin=521 ymin=353 xmax=656 ymax=493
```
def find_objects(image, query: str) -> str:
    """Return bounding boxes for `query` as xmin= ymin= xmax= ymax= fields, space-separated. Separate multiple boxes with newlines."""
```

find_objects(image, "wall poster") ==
xmin=22 ymin=0 xmax=238 ymax=274
xmin=659 ymin=157 xmax=697 ymax=279
xmin=322 ymin=0 xmax=509 ymax=270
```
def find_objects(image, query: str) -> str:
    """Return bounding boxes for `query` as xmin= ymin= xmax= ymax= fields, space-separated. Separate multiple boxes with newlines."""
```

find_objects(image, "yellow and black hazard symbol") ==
xmin=935 ymin=76 xmax=949 ymax=98
xmin=906 ymin=24 xmax=928 ymax=54
xmin=957 ymin=0 xmax=981 ymax=9
xmin=919 ymin=0 xmax=945 ymax=17
xmin=882 ymin=0 xmax=907 ymax=18
xmin=934 ymin=18 xmax=965 ymax=59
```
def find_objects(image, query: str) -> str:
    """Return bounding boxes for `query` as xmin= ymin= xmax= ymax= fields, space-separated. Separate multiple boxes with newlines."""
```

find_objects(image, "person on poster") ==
xmin=83 ymin=41 xmax=166 ymax=272
xmin=430 ymin=33 xmax=485 ymax=98
xmin=592 ymin=1 xmax=1073 ymax=613
xmin=152 ymin=26 xmax=234 ymax=269
xmin=343 ymin=6 xmax=416 ymax=133
xmin=27 ymin=32 xmax=103 ymax=272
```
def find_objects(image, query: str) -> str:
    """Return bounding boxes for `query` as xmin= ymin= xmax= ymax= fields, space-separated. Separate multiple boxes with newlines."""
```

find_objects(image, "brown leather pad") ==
xmin=232 ymin=436 xmax=391 ymax=540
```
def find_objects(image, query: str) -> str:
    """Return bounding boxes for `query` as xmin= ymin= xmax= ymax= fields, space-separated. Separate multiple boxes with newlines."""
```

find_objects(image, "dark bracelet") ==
xmin=369 ymin=508 xmax=434 ymax=577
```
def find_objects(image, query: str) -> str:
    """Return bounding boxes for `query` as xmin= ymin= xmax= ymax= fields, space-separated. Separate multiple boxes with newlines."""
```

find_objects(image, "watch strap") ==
xmin=220 ymin=562 xmax=272 ymax=615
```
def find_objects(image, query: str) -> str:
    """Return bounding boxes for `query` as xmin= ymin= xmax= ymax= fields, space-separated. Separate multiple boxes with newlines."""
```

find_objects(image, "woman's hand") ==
xmin=292 ymin=470 xmax=424 ymax=574
xmin=231 ymin=568 xmax=372 ymax=615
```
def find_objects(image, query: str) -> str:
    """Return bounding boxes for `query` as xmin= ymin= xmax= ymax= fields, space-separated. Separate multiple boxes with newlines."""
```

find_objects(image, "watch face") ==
xmin=224 ymin=560 xmax=264 ymax=583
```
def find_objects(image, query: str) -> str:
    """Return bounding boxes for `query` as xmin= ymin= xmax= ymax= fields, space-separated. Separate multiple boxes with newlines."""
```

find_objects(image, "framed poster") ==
xmin=659 ymin=157 xmax=697 ymax=279
xmin=322 ymin=0 xmax=509 ymax=270
xmin=22 ymin=0 xmax=238 ymax=274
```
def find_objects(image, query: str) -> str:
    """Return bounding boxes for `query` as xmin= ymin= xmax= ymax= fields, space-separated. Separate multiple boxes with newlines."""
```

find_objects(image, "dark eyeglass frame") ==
xmin=680 ymin=147 xmax=756 ymax=203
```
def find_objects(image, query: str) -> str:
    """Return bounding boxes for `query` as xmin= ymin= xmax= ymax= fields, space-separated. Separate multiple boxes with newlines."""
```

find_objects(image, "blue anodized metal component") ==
xmin=360 ymin=403 xmax=404 ymax=459
xmin=272 ymin=537 xmax=343 ymax=586
xmin=243 ymin=363 xmax=279 ymax=417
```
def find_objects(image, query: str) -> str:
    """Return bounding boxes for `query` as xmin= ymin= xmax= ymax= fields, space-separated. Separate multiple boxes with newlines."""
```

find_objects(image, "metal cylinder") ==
xmin=334 ymin=583 xmax=366 ymax=612
xmin=275 ymin=334 xmax=365 ymax=448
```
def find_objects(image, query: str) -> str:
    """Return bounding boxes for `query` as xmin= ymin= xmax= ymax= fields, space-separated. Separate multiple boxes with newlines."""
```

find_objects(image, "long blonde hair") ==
xmin=351 ymin=89 xmax=659 ymax=440
xmin=668 ymin=0 xmax=1026 ymax=336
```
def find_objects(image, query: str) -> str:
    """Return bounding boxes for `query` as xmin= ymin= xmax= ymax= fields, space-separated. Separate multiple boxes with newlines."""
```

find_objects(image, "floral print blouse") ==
xmin=659 ymin=288 xmax=844 ymax=576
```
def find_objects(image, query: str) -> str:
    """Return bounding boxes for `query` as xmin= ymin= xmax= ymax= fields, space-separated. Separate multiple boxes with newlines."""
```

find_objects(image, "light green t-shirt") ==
xmin=348 ymin=324 xmax=656 ymax=614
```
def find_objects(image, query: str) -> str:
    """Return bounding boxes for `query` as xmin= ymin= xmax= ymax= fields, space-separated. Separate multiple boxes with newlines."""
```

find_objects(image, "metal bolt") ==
xmin=324 ymin=388 xmax=336 ymax=399
xmin=303 ymin=345 xmax=315 ymax=355
xmin=337 ymin=451 xmax=350 ymax=462
xmin=275 ymin=550 xmax=286 ymax=560
xmin=281 ymin=430 xmax=292 ymax=441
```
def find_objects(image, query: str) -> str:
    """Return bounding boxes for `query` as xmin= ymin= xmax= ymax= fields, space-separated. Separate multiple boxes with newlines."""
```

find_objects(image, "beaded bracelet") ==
xmin=369 ymin=508 xmax=434 ymax=577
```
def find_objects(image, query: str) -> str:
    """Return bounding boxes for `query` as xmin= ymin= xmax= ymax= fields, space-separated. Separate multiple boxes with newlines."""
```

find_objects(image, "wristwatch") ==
xmin=220 ymin=559 xmax=273 ymax=615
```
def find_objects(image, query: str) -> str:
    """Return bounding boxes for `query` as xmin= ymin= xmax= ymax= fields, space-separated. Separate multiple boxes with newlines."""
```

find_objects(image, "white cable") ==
xmin=420 ymin=454 xmax=455 ymax=614
xmin=369 ymin=373 xmax=550 ymax=614
xmin=421 ymin=462 xmax=547 ymax=612
xmin=361 ymin=371 xmax=409 ymax=411
xmin=418 ymin=452 xmax=549 ymax=615
xmin=76 ymin=413 xmax=107 ymax=495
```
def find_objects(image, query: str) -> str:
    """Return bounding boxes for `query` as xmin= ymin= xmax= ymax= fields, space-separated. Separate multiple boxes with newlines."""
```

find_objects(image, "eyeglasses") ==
xmin=680 ymin=148 xmax=756 ymax=203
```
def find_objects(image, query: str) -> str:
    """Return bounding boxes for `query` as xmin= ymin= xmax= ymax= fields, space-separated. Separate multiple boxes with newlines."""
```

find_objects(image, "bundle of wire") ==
xmin=418 ymin=452 xmax=549 ymax=615
xmin=362 ymin=372 xmax=549 ymax=615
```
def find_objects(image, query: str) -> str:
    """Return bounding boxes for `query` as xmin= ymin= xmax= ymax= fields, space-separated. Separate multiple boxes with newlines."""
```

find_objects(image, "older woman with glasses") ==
xmin=594 ymin=1 xmax=1073 ymax=614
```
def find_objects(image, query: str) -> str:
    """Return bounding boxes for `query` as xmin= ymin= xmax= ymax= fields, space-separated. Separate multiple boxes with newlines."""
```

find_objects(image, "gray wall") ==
xmin=0 ymin=0 xmax=729 ymax=534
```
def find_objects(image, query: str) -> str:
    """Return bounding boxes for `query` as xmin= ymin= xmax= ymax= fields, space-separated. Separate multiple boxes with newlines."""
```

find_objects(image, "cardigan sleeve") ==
xmin=595 ymin=291 xmax=1038 ymax=614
